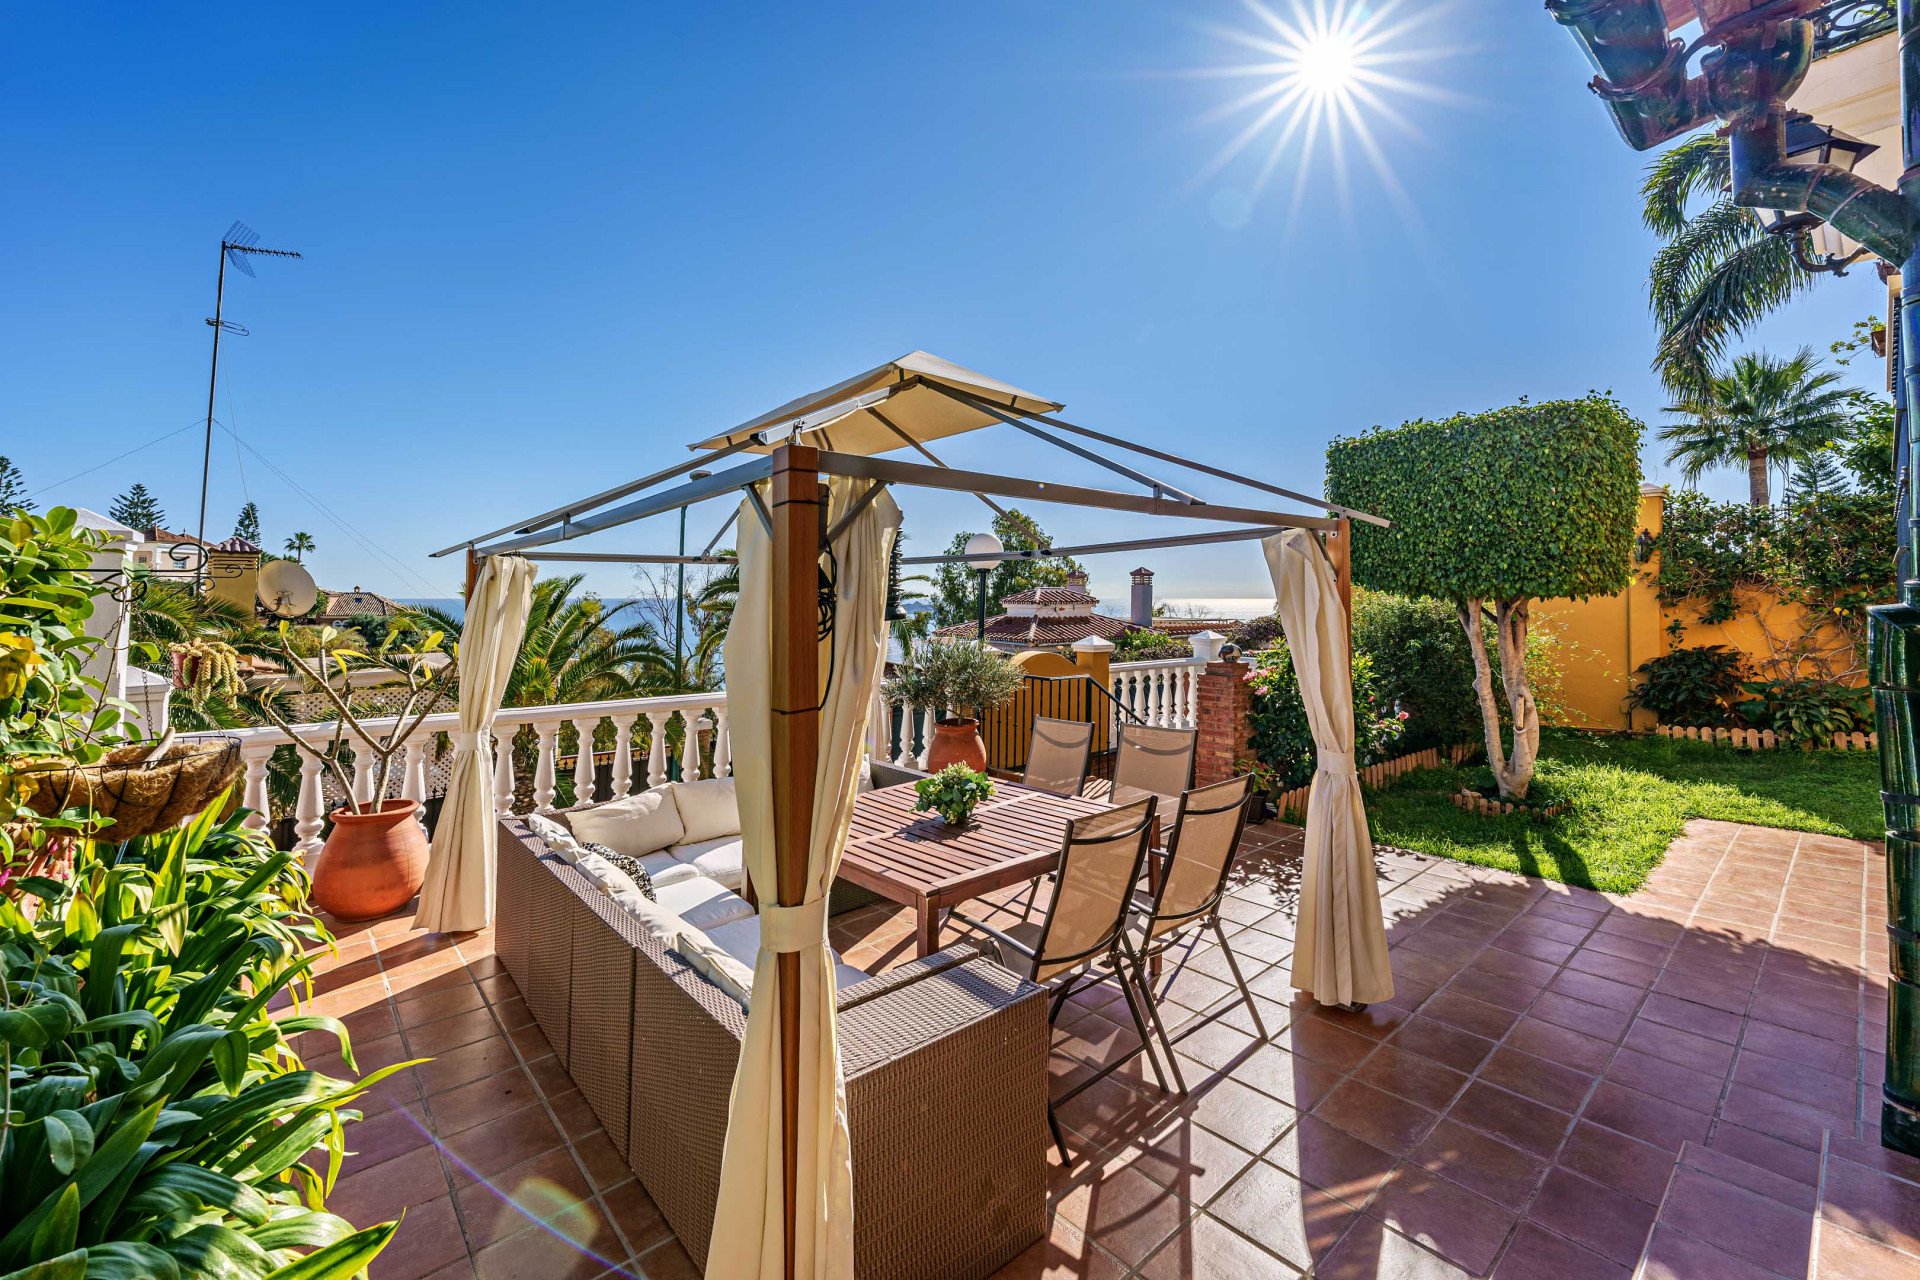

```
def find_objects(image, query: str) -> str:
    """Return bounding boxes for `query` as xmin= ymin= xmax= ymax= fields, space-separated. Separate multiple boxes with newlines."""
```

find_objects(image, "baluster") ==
xmin=609 ymin=713 xmax=638 ymax=797
xmin=293 ymin=748 xmax=326 ymax=863
xmin=680 ymin=710 xmax=705 ymax=781
xmin=403 ymin=742 xmax=428 ymax=831
xmin=1148 ymin=670 xmax=1163 ymax=726
xmin=493 ymin=729 xmax=516 ymax=816
xmin=712 ymin=705 xmax=732 ymax=777
xmin=571 ymin=716 xmax=600 ymax=806
xmin=239 ymin=742 xmax=275 ymax=832
xmin=645 ymin=712 xmax=670 ymax=786
xmin=350 ymin=749 xmax=376 ymax=808
xmin=532 ymin=720 xmax=560 ymax=811
xmin=1184 ymin=666 xmax=1200 ymax=728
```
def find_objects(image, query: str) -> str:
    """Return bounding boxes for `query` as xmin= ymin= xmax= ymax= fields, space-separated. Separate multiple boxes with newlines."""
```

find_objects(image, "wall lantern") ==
xmin=1759 ymin=114 xmax=1879 ymax=273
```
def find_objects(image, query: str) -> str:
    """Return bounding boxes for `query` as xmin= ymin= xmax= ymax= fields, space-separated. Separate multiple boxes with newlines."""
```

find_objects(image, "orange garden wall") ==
xmin=1533 ymin=485 xmax=1866 ymax=731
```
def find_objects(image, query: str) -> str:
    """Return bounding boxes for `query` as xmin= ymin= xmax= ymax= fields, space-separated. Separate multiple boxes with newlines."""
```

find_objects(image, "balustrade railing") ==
xmin=1108 ymin=657 xmax=1206 ymax=731
xmin=184 ymin=691 xmax=729 ymax=861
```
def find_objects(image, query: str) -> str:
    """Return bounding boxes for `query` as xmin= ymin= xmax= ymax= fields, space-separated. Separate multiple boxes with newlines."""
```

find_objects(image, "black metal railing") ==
xmin=980 ymin=673 xmax=1144 ymax=780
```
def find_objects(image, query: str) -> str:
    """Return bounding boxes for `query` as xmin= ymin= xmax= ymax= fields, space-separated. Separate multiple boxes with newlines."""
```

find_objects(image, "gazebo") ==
xmin=419 ymin=351 xmax=1389 ymax=1280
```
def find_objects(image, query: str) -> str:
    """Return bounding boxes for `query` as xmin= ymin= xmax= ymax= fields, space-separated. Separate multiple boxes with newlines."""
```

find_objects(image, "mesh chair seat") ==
xmin=1109 ymin=724 xmax=1197 ymax=814
xmin=1023 ymin=717 xmax=1094 ymax=798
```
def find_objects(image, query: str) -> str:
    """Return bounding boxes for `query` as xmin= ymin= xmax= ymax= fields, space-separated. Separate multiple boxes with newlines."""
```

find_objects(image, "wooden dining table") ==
xmin=838 ymin=780 xmax=1118 ymax=959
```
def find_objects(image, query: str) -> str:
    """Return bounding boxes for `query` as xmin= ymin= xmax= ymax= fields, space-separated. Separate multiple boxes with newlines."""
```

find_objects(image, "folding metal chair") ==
xmin=948 ymin=795 xmax=1167 ymax=1166
xmin=1125 ymin=774 xmax=1264 ymax=1094
xmin=1023 ymin=716 xmax=1094 ymax=797
xmin=1108 ymin=722 xmax=1197 ymax=818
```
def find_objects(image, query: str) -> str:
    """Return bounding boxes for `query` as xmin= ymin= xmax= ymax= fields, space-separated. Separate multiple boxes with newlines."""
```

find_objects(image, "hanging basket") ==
xmin=15 ymin=737 xmax=244 ymax=839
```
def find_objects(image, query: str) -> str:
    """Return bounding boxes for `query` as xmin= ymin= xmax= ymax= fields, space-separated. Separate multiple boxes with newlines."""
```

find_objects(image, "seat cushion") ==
xmin=650 ymin=876 xmax=755 ymax=931
xmin=566 ymin=785 xmax=685 ymax=858
xmin=572 ymin=851 xmax=644 ymax=901
xmin=638 ymin=851 xmax=701 ymax=888
xmin=671 ymin=836 xmax=744 ymax=889
xmin=669 ymin=777 xmax=739 ymax=844
xmin=703 ymin=916 xmax=870 ymax=990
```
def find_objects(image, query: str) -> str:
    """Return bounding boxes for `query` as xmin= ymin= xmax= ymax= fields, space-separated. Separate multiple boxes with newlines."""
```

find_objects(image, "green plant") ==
xmin=1351 ymin=591 xmax=1479 ymax=751
xmin=1327 ymin=396 xmax=1641 ymax=799
xmin=1224 ymin=614 xmax=1281 ymax=653
xmin=282 ymin=533 xmax=315 ymax=563
xmin=881 ymin=638 xmax=1024 ymax=724
xmin=1626 ymin=645 xmax=1746 ymax=727
xmin=168 ymin=639 xmax=244 ymax=712
xmin=1734 ymin=676 xmax=1871 ymax=745
xmin=0 ymin=458 xmax=31 ymax=516
xmin=1111 ymin=629 xmax=1191 ymax=661
xmin=931 ymin=510 xmax=1084 ymax=629
xmin=1660 ymin=348 xmax=1852 ymax=508
xmin=108 ymin=485 xmax=164 ymax=532
xmin=0 ymin=800 xmax=405 ymax=1279
xmin=1242 ymin=645 xmax=1405 ymax=793
xmin=913 ymin=764 xmax=995 ymax=825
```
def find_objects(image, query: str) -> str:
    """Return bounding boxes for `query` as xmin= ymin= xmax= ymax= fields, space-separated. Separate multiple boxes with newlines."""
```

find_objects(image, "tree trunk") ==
xmin=1748 ymin=447 xmax=1770 ymax=508
xmin=1455 ymin=598 xmax=1539 ymax=800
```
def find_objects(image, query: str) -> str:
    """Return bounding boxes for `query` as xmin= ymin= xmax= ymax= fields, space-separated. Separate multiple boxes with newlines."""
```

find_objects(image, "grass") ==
xmin=1364 ymin=728 xmax=1882 ymax=895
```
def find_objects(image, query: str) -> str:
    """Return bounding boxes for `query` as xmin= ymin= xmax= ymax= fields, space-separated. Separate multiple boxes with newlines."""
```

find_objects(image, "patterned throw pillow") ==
xmin=583 ymin=842 xmax=655 ymax=901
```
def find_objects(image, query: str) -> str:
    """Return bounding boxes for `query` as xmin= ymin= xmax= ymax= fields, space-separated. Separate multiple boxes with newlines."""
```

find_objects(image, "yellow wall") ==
xmin=207 ymin=550 xmax=260 ymax=616
xmin=1534 ymin=486 xmax=1864 ymax=731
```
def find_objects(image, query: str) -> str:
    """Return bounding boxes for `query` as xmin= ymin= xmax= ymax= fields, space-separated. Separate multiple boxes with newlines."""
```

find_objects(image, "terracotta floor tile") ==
xmin=1706 ymin=1122 xmax=1823 ymax=1187
xmin=1506 ymin=1017 xmax=1614 ymax=1073
xmin=395 ymin=982 xmax=488 ymax=1028
xmin=1136 ymin=1210 xmax=1296 ymax=1280
xmin=454 ymin=1146 xmax=597 ymax=1248
xmin=1530 ymin=991 xmax=1633 ymax=1044
xmin=1449 ymin=1081 xmax=1573 ymax=1159
xmin=1603 ymin=1047 xmax=1726 ymax=1115
xmin=1564 ymin=946 xmax=1661 ymax=990
xmin=328 ymin=1143 xmax=451 ymax=1225
xmin=1409 ymin=1118 xmax=1547 ymax=1211
xmin=1264 ymin=1114 xmax=1400 ymax=1209
xmin=1637 ymin=993 xmax=1746 ymax=1044
xmin=1206 ymin=1159 xmax=1331 ymax=1270
xmin=1555 ymin=1122 xmax=1678 ymax=1206
xmin=1817 ymin=1223 xmax=1920 ymax=1279
xmin=1314 ymin=1218 xmax=1475 ymax=1279
xmin=1621 ymin=1018 xmax=1737 ymax=1076
xmin=1637 ymin=1224 xmax=1789 ymax=1280
xmin=1269 ymin=1015 xmax=1376 ymax=1072
xmin=1214 ymin=1041 xmax=1343 ymax=1112
xmin=1177 ymin=1074 xmax=1298 ymax=1155
xmin=1581 ymin=1082 xmax=1710 ymax=1153
xmin=1367 ymin=1164 xmax=1516 ymax=1276
xmin=369 ymin=1195 xmax=467 ymax=1280
xmin=1659 ymin=1164 xmax=1812 ymax=1276
xmin=1717 ymin=1083 xmax=1839 ymax=1151
xmin=1675 ymin=1143 xmax=1813 ymax=1212
xmin=425 ymin=1067 xmax=542 ymax=1136
xmin=1476 ymin=1046 xmax=1593 ymax=1114
xmin=1818 ymin=1151 xmax=1920 ymax=1258
xmin=1445 ymin=967 xmax=1543 ymax=1014
xmin=1523 ymin=1167 xmax=1658 ymax=1267
xmin=1119 ymin=1113 xmax=1257 ymax=1208
xmin=1491 ymin=1221 xmax=1630 ymax=1280
xmin=1732 ymin=1047 xmax=1861 ymax=1120
xmin=1313 ymin=1079 xmax=1438 ymax=1157
xmin=1422 ymin=989 xmax=1521 ymax=1040
xmin=406 ymin=1007 xmax=506 ymax=1057
xmin=1052 ymin=1162 xmax=1192 ymax=1269
xmin=1385 ymin=1016 xmax=1496 ymax=1075
xmin=440 ymin=1096 xmax=566 ymax=1186
xmin=1352 ymin=1042 xmax=1470 ymax=1112
xmin=338 ymin=1104 xmax=434 ymax=1178
xmin=470 ymin=1211 xmax=621 ymax=1280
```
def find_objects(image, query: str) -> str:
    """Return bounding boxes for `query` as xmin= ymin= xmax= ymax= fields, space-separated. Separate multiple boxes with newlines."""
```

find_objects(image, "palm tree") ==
xmin=283 ymin=532 xmax=315 ymax=562
xmin=1660 ymin=349 xmax=1853 ymax=507
xmin=1643 ymin=134 xmax=1813 ymax=398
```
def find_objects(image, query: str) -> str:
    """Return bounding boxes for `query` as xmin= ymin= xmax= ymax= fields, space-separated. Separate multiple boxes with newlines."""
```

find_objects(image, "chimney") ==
xmin=1130 ymin=566 xmax=1153 ymax=626
xmin=1065 ymin=569 xmax=1089 ymax=591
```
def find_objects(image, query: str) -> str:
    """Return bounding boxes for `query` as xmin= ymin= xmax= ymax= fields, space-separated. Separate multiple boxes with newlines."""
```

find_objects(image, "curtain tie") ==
xmin=1318 ymin=750 xmax=1356 ymax=776
xmin=761 ymin=898 xmax=829 ymax=953
xmin=450 ymin=730 xmax=484 ymax=749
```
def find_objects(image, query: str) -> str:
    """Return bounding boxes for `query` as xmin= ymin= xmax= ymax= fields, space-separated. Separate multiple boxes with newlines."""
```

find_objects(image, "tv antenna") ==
xmin=197 ymin=221 xmax=301 ymax=590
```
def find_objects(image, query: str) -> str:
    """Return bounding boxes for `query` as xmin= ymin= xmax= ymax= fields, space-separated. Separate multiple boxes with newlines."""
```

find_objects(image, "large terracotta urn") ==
xmin=925 ymin=718 xmax=988 ymax=773
xmin=312 ymin=798 xmax=429 ymax=922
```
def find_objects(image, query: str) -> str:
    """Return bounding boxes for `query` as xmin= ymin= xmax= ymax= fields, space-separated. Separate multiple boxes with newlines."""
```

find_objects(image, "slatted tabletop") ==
xmin=839 ymin=782 xmax=1114 ymax=957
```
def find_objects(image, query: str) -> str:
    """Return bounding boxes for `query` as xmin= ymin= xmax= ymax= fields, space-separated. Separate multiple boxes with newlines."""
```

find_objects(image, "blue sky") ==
xmin=2 ymin=1 xmax=1888 ymax=608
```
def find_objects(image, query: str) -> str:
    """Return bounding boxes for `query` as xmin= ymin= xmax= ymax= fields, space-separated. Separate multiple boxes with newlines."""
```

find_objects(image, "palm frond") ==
xmin=1641 ymin=133 xmax=1731 ymax=238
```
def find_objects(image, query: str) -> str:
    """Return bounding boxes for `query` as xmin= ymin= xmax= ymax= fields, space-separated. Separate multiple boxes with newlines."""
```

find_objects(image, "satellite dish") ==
xmin=257 ymin=559 xmax=318 ymax=618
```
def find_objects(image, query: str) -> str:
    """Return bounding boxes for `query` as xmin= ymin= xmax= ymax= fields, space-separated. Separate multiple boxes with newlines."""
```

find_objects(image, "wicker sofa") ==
xmin=495 ymin=797 xmax=1051 ymax=1278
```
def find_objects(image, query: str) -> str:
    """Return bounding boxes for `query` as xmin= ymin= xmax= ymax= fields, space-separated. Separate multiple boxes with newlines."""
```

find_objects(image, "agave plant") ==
xmin=0 ymin=800 xmax=408 ymax=1280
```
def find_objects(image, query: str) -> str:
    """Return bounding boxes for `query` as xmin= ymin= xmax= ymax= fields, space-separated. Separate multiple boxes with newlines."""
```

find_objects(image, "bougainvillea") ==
xmin=1326 ymin=395 xmax=1641 ymax=798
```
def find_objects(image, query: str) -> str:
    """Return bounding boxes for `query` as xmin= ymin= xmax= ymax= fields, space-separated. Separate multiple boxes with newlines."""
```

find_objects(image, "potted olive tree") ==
xmin=256 ymin=622 xmax=457 ymax=920
xmin=882 ymin=637 xmax=1024 ymax=772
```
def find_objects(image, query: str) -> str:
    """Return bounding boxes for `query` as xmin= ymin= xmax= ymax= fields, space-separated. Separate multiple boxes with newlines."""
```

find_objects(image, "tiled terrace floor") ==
xmin=294 ymin=818 xmax=1920 ymax=1279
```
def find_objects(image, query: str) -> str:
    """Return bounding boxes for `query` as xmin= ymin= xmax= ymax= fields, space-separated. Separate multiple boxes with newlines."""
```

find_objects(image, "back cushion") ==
xmin=670 ymin=777 xmax=739 ymax=845
xmin=567 ymin=785 xmax=686 ymax=857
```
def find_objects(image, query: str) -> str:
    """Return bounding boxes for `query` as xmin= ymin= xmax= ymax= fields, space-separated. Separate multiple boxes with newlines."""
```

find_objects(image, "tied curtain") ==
xmin=413 ymin=554 xmax=536 ymax=933
xmin=1263 ymin=529 xmax=1394 ymax=1007
xmin=709 ymin=476 xmax=901 ymax=1280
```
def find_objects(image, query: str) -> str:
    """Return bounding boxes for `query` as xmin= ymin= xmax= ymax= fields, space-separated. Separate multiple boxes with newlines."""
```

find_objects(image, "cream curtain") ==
xmin=1263 ymin=529 xmax=1393 ymax=1007
xmin=708 ymin=477 xmax=901 ymax=1280
xmin=413 ymin=555 xmax=536 ymax=934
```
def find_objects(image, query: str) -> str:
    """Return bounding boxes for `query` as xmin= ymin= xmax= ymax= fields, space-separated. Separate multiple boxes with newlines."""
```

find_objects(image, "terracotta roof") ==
xmin=1151 ymin=618 xmax=1238 ymax=638
xmin=933 ymin=612 xmax=1146 ymax=647
xmin=318 ymin=587 xmax=403 ymax=617
xmin=144 ymin=528 xmax=207 ymax=545
xmin=210 ymin=536 xmax=261 ymax=554
xmin=998 ymin=585 xmax=1099 ymax=605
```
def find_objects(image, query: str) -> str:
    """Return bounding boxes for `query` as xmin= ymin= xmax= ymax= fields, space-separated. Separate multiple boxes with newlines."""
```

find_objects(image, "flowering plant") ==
xmin=1243 ymin=643 xmax=1405 ymax=794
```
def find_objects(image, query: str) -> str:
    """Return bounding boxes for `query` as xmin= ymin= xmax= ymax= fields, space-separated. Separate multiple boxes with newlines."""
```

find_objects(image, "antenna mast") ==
xmin=198 ymin=221 xmax=301 ymax=591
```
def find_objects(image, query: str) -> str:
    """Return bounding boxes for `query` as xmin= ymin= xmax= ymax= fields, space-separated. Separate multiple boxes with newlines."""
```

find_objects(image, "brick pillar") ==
xmin=1194 ymin=660 xmax=1252 ymax=787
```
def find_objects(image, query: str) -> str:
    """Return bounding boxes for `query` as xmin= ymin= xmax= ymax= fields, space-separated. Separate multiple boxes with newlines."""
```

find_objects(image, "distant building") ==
xmin=315 ymin=586 xmax=405 ymax=623
xmin=933 ymin=566 xmax=1240 ymax=654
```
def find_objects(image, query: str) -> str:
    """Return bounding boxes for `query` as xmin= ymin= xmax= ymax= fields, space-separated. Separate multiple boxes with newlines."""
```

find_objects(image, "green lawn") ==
xmin=1364 ymin=729 xmax=1883 ymax=894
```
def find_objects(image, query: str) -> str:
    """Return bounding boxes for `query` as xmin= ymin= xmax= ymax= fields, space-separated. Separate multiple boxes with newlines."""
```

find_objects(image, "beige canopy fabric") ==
xmin=688 ymin=351 xmax=1062 ymax=458
xmin=707 ymin=476 xmax=902 ymax=1279
xmin=414 ymin=554 xmax=536 ymax=933
xmin=1264 ymin=529 xmax=1394 ymax=1008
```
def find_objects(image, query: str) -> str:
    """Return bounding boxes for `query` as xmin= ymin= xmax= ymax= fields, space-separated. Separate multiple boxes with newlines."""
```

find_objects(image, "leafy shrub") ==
xmin=1626 ymin=645 xmax=1746 ymax=726
xmin=1224 ymin=614 xmax=1282 ymax=653
xmin=1351 ymin=591 xmax=1479 ymax=751
xmin=0 ymin=802 xmax=403 ymax=1280
xmin=913 ymin=764 xmax=995 ymax=824
xmin=1735 ymin=677 xmax=1872 ymax=745
xmin=1111 ymin=629 xmax=1191 ymax=661
xmin=1243 ymin=644 xmax=1405 ymax=793
xmin=882 ymin=638 xmax=1024 ymax=721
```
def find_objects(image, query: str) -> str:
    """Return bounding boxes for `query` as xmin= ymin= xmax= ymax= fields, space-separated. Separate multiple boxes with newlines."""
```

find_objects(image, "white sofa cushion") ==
xmin=572 ymin=851 xmax=643 ymax=901
xmin=637 ymin=851 xmax=701 ymax=888
xmin=669 ymin=777 xmax=739 ymax=844
xmin=703 ymin=916 xmax=871 ymax=991
xmin=671 ymin=836 xmax=744 ymax=889
xmin=650 ymin=876 xmax=755 ymax=931
xmin=603 ymin=883 xmax=754 ymax=1004
xmin=567 ymin=785 xmax=685 ymax=858
xmin=524 ymin=812 xmax=585 ymax=862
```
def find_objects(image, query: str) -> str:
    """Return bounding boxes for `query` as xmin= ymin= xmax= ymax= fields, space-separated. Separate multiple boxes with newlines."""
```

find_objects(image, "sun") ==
xmin=1182 ymin=0 xmax=1462 ymax=228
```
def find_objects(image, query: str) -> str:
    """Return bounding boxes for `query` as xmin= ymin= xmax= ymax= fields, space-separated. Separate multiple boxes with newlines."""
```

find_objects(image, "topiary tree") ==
xmin=1326 ymin=395 xmax=1641 ymax=798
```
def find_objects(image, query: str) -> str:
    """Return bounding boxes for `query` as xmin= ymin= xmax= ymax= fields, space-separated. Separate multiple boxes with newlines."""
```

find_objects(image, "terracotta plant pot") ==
xmin=925 ymin=718 xmax=988 ymax=773
xmin=312 ymin=798 xmax=429 ymax=922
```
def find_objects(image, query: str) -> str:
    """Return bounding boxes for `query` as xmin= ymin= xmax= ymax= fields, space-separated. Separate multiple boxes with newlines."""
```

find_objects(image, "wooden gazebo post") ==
xmin=1327 ymin=517 xmax=1353 ymax=668
xmin=767 ymin=442 xmax=820 ymax=1280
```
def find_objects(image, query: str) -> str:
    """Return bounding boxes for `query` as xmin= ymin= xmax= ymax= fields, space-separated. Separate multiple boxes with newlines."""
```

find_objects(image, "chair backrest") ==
xmin=1112 ymin=723 xmax=1197 ymax=809
xmin=1144 ymin=774 xmax=1255 ymax=941
xmin=1023 ymin=717 xmax=1094 ymax=797
xmin=1030 ymin=795 xmax=1157 ymax=982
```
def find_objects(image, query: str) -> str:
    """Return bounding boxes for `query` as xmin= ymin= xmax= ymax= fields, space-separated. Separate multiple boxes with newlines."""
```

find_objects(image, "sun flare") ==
xmin=1184 ymin=0 xmax=1461 ymax=228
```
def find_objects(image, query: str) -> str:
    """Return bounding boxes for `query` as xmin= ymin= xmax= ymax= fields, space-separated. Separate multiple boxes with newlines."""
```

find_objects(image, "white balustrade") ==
xmin=178 ymin=691 xmax=731 ymax=861
xmin=1109 ymin=657 xmax=1209 ymax=731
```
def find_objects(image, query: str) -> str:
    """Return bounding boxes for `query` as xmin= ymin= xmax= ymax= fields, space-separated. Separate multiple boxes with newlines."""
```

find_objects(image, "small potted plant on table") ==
xmin=882 ymin=637 xmax=1025 ymax=772
xmin=914 ymin=763 xmax=995 ymax=827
